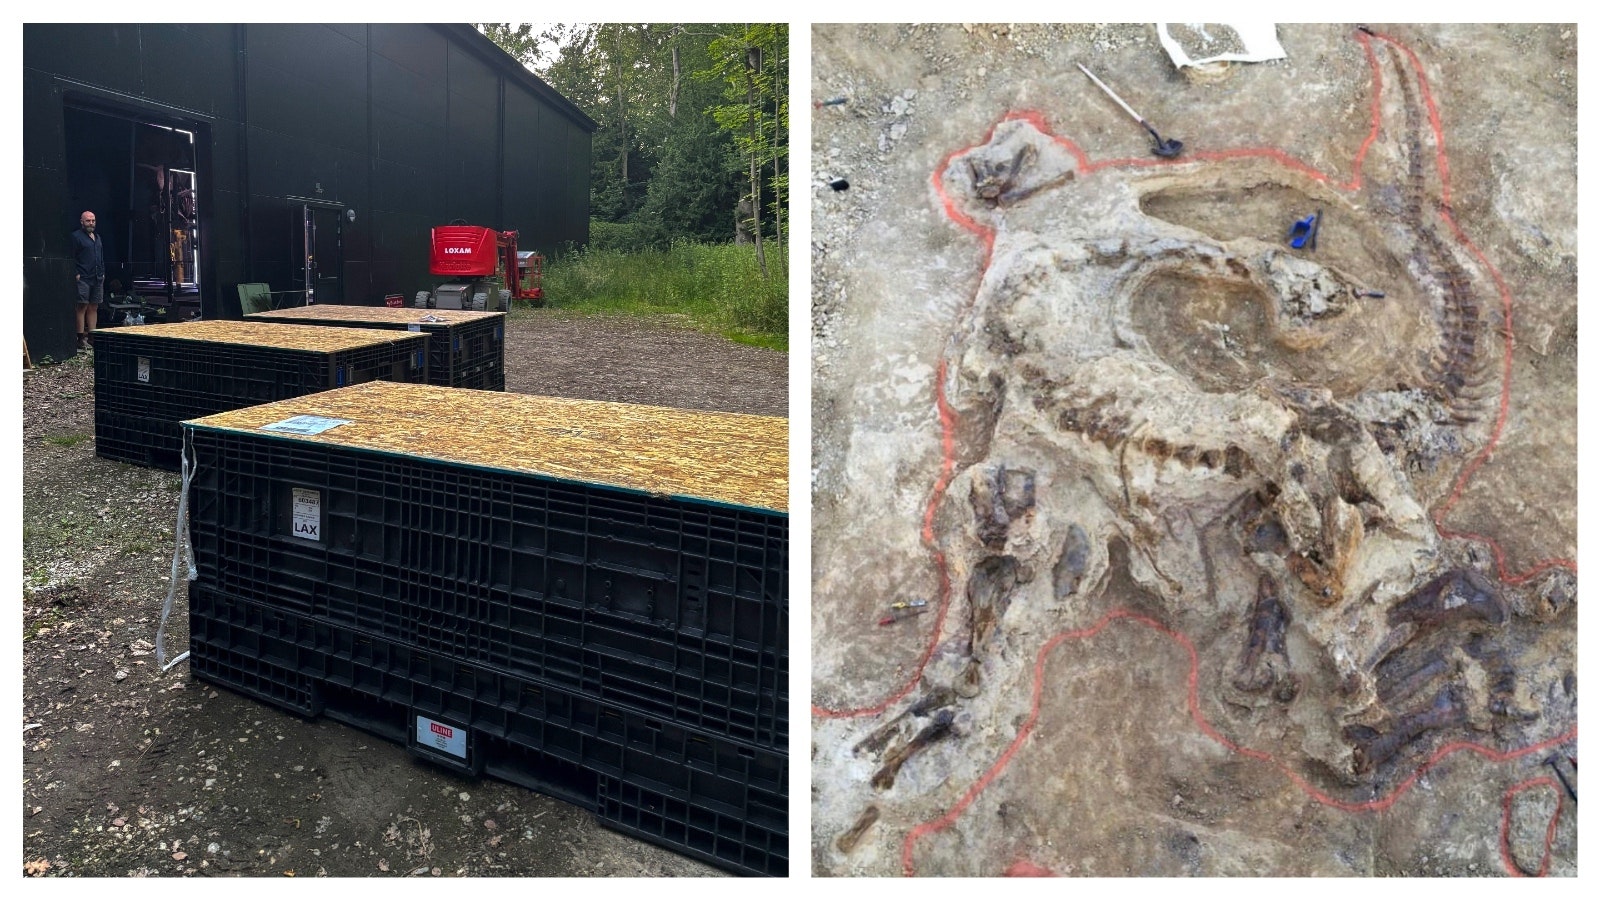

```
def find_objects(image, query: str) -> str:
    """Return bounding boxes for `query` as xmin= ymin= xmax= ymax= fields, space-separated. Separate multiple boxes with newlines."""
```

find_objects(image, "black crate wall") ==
xmin=94 ymin=330 xmax=428 ymax=470
xmin=184 ymin=425 xmax=788 ymax=875
xmin=249 ymin=311 xmax=506 ymax=390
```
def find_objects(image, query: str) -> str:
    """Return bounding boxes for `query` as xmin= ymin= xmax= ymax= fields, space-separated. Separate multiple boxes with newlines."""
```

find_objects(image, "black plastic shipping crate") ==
xmin=94 ymin=321 xmax=429 ymax=470
xmin=187 ymin=584 xmax=788 ymax=876
xmin=247 ymin=307 xmax=506 ymax=391
xmin=183 ymin=383 xmax=790 ymax=747
xmin=181 ymin=382 xmax=788 ymax=874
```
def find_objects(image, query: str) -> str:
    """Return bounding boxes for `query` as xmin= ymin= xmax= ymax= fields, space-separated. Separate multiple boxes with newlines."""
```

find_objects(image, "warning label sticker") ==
xmin=416 ymin=715 xmax=467 ymax=759
xmin=260 ymin=415 xmax=352 ymax=435
xmin=291 ymin=487 xmax=321 ymax=541
xmin=137 ymin=357 xmax=150 ymax=383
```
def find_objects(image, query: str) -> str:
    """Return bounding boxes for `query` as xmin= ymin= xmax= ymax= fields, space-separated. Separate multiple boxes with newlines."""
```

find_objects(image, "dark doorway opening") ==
xmin=64 ymin=103 xmax=205 ymax=321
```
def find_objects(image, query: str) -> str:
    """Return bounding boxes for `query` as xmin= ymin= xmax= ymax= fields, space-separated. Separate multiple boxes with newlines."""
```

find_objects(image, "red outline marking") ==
xmin=1003 ymin=859 xmax=1055 ymax=877
xmin=899 ymin=609 xmax=1576 ymax=876
xmin=812 ymin=361 xmax=959 ymax=720
xmin=1382 ymin=34 xmax=1576 ymax=585
xmin=1498 ymin=776 xmax=1564 ymax=877
xmin=813 ymin=27 xmax=1575 ymax=877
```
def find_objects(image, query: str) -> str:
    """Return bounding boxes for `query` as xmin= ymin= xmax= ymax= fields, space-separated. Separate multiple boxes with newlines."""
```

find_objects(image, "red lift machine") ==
xmin=416 ymin=224 xmax=544 ymax=310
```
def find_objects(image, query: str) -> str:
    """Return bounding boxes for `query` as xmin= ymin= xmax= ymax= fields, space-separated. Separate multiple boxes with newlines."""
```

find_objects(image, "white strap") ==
xmin=156 ymin=430 xmax=197 ymax=672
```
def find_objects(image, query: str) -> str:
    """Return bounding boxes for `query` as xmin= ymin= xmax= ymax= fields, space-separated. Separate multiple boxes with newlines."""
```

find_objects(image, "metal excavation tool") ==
xmin=878 ymin=599 xmax=930 ymax=626
xmin=1077 ymin=63 xmax=1184 ymax=158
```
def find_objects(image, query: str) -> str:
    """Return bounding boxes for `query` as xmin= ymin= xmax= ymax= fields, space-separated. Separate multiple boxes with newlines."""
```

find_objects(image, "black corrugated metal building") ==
xmin=23 ymin=24 xmax=595 ymax=361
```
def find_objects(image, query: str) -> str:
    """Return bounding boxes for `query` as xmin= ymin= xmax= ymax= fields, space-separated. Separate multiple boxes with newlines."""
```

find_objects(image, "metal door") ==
xmin=299 ymin=204 xmax=344 ymax=305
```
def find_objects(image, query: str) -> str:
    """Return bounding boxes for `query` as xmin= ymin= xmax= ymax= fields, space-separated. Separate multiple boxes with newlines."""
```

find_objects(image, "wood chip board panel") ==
xmin=186 ymin=381 xmax=789 ymax=513
xmin=111 ymin=320 xmax=427 ymax=353
xmin=247 ymin=307 xmax=504 ymax=326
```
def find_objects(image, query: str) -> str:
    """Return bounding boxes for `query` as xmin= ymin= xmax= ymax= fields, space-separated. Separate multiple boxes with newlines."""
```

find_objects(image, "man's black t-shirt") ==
xmin=71 ymin=228 xmax=104 ymax=279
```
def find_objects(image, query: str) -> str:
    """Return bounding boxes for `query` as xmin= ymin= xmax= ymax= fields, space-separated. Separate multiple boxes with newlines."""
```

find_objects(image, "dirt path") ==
xmin=505 ymin=309 xmax=788 ymax=416
xmin=21 ymin=311 xmax=786 ymax=878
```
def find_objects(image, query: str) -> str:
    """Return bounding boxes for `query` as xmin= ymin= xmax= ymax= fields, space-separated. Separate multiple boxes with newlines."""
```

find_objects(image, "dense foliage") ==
xmin=479 ymin=24 xmax=788 ymax=257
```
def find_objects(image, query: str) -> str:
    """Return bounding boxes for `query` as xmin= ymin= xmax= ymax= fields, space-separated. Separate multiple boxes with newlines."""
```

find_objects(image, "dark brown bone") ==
xmin=971 ymin=466 xmax=1036 ymax=549
xmin=960 ymin=555 xmax=1024 ymax=695
xmin=871 ymin=709 xmax=956 ymax=790
xmin=1389 ymin=43 xmax=1487 ymax=424
xmin=1238 ymin=491 xmax=1289 ymax=555
xmin=1346 ymin=685 xmax=1466 ymax=773
xmin=999 ymin=467 xmax=1036 ymax=519
xmin=1483 ymin=653 xmax=1538 ymax=720
xmin=968 ymin=555 xmax=1021 ymax=655
xmin=835 ymin=805 xmax=881 ymax=855
xmin=851 ymin=686 xmax=956 ymax=757
xmin=1233 ymin=573 xmax=1297 ymax=701
xmin=1052 ymin=523 xmax=1092 ymax=600
xmin=1386 ymin=568 xmax=1508 ymax=632
xmin=1288 ymin=551 xmax=1338 ymax=603
xmin=970 ymin=466 xmax=1009 ymax=549
xmin=968 ymin=142 xmax=1036 ymax=205
xmin=1376 ymin=654 xmax=1451 ymax=707
xmin=966 ymin=139 xmax=1074 ymax=206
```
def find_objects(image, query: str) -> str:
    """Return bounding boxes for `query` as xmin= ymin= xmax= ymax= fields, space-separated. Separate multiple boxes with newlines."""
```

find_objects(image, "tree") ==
xmin=639 ymin=108 xmax=738 ymax=241
xmin=635 ymin=29 xmax=736 ymax=242
xmin=477 ymin=23 xmax=787 ymax=250
xmin=534 ymin=24 xmax=674 ymax=223
xmin=476 ymin=23 xmax=540 ymax=67
xmin=703 ymin=24 xmax=787 ymax=276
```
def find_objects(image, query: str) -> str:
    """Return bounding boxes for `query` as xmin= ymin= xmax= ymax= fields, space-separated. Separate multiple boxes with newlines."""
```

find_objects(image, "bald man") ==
xmin=71 ymin=210 xmax=105 ymax=351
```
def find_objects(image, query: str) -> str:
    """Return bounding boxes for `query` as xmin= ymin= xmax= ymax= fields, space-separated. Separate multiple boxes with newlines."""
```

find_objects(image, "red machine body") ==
xmin=429 ymin=225 xmax=499 ymax=277
xmin=427 ymin=225 xmax=544 ymax=302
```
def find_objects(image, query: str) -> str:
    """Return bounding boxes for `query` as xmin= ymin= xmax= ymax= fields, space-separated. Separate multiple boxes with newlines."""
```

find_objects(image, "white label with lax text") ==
xmin=291 ymin=487 xmax=321 ymax=541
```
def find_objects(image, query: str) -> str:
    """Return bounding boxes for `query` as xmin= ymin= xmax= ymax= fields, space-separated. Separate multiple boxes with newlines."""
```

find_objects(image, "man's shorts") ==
xmin=76 ymin=276 xmax=104 ymax=305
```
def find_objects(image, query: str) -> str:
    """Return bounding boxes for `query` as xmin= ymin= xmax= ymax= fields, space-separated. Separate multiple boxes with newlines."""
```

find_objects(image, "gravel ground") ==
xmin=20 ymin=308 xmax=787 ymax=878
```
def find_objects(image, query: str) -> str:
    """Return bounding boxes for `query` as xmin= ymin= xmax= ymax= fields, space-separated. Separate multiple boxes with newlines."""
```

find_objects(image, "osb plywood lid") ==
xmin=110 ymin=320 xmax=427 ymax=353
xmin=186 ymin=382 xmax=789 ymax=514
xmin=248 ymin=307 xmax=504 ymax=325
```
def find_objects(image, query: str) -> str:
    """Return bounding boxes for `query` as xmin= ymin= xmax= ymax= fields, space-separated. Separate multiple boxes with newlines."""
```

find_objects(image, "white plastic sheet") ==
xmin=1158 ymin=23 xmax=1287 ymax=68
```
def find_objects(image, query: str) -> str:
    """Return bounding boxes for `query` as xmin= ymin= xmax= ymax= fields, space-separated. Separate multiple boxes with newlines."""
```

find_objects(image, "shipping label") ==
xmin=416 ymin=715 xmax=467 ymax=759
xmin=291 ymin=487 xmax=321 ymax=541
xmin=260 ymin=415 xmax=352 ymax=435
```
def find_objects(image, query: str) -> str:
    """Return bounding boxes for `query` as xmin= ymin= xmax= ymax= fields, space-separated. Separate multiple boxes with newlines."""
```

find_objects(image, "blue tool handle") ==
xmin=1289 ymin=215 xmax=1317 ymax=249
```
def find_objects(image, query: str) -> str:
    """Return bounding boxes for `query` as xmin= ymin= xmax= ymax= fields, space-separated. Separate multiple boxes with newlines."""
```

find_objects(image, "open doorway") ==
xmin=64 ymin=104 xmax=204 ymax=322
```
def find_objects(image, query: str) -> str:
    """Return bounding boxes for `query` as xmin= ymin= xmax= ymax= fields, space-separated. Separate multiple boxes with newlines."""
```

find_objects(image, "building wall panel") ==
xmin=140 ymin=24 xmax=239 ymax=118
xmin=24 ymin=23 xmax=592 ymax=361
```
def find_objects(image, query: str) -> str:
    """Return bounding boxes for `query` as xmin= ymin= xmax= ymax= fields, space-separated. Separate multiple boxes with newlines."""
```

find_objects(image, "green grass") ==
xmin=22 ymin=518 xmax=73 ymax=549
xmin=540 ymin=242 xmax=788 ymax=350
xmin=43 ymin=433 xmax=91 ymax=448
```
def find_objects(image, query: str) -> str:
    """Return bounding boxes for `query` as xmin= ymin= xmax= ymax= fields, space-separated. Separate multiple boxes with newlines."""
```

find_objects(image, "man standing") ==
xmin=71 ymin=210 xmax=105 ymax=352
